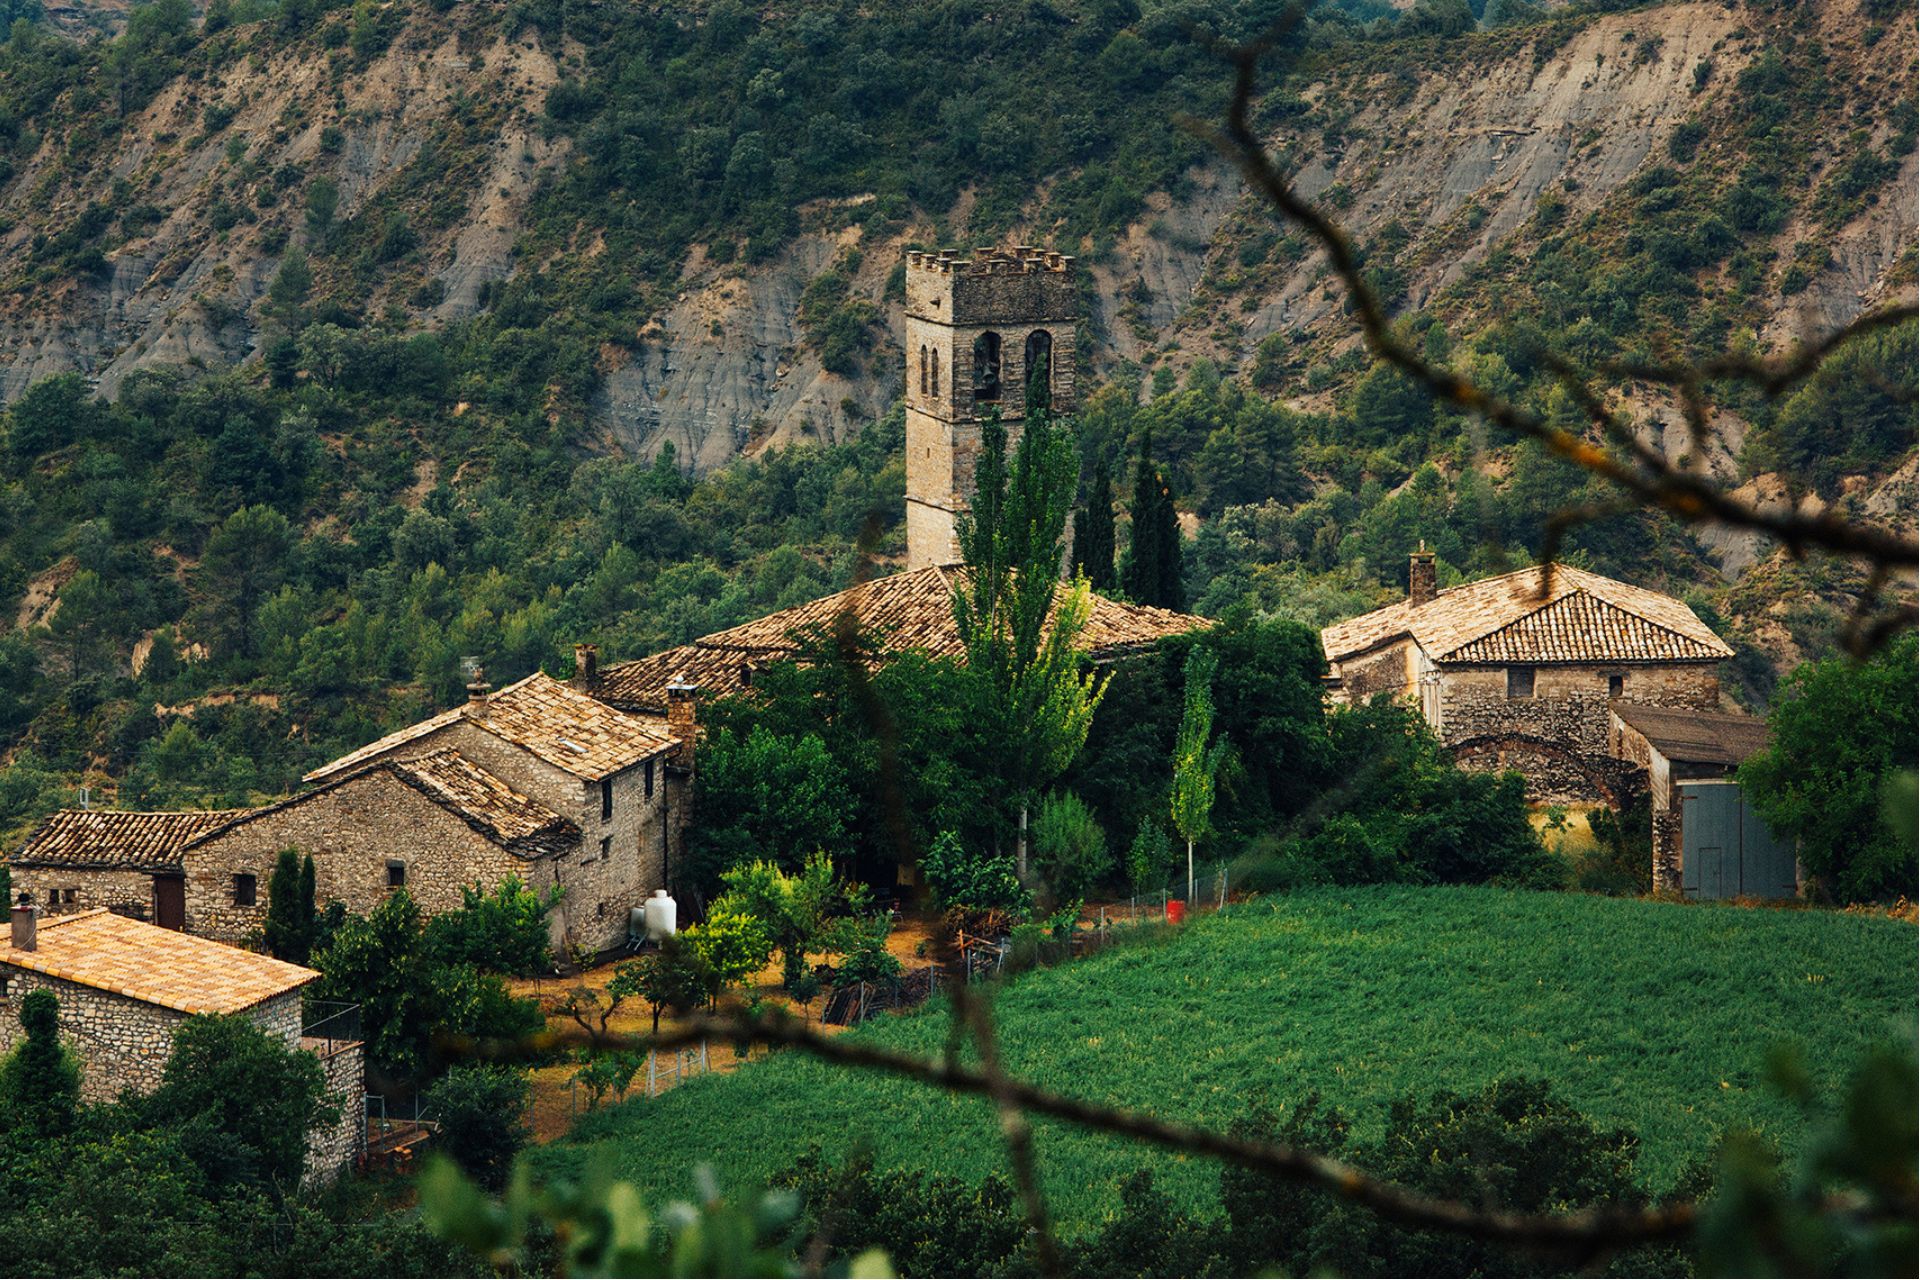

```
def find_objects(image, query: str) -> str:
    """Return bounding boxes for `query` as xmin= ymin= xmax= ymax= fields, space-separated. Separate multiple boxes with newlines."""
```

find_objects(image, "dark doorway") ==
xmin=153 ymin=876 xmax=185 ymax=930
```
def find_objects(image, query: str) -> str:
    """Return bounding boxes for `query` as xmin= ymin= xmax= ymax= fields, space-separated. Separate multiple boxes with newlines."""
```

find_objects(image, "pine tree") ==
xmin=0 ymin=990 xmax=79 ymax=1135
xmin=1071 ymin=459 xmax=1117 ymax=592
xmin=264 ymin=847 xmax=315 ymax=964
xmin=1124 ymin=435 xmax=1185 ymax=610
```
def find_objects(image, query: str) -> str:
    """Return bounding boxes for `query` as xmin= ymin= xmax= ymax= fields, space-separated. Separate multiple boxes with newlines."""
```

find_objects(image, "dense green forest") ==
xmin=0 ymin=0 xmax=1911 ymax=842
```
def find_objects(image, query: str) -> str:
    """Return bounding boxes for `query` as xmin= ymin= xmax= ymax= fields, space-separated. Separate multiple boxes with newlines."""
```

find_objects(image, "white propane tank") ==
xmin=643 ymin=889 xmax=678 ymax=943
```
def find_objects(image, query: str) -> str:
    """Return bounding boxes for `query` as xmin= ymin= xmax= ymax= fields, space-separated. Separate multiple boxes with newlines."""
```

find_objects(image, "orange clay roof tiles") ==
xmin=594 ymin=563 xmax=1207 ymax=711
xmin=305 ymin=672 xmax=677 ymax=783
xmin=1 ymin=909 xmax=316 ymax=1015
xmin=1320 ymin=564 xmax=1732 ymax=666
xmin=14 ymin=809 xmax=249 ymax=871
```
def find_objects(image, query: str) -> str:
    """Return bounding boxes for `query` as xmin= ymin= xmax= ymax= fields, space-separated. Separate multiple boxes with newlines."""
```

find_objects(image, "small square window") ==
xmin=1507 ymin=666 xmax=1536 ymax=699
xmin=232 ymin=874 xmax=257 ymax=907
xmin=386 ymin=861 xmax=406 ymax=889
xmin=1608 ymin=674 xmax=1624 ymax=698
xmin=0 ymin=975 xmax=11 ymax=1000
xmin=61 ymin=889 xmax=77 ymax=905
xmin=43 ymin=889 xmax=56 ymax=906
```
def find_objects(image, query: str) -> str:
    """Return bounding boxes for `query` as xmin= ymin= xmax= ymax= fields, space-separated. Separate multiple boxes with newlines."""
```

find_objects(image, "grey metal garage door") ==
xmin=1679 ymin=781 xmax=1798 ymax=900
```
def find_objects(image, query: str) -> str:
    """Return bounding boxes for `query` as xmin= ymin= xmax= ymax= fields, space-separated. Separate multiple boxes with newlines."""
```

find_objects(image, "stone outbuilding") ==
xmin=291 ymin=669 xmax=687 ymax=954
xmin=1321 ymin=556 xmax=1735 ymax=801
xmin=1609 ymin=703 xmax=1793 ymax=898
xmin=0 ymin=902 xmax=363 ymax=1181
xmin=179 ymin=748 xmax=583 ymax=947
xmin=11 ymin=808 xmax=247 ymax=929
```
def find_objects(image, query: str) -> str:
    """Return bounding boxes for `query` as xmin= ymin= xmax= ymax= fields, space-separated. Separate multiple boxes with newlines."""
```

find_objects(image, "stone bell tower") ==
xmin=902 ymin=247 xmax=1078 ymax=569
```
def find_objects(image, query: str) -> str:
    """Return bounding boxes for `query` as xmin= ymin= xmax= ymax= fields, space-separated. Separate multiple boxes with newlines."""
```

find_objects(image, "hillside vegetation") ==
xmin=0 ymin=0 xmax=1910 ymax=823
xmin=542 ymin=886 xmax=1919 ymax=1229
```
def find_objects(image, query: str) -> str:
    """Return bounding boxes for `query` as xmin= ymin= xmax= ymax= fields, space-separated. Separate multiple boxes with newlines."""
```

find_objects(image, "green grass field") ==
xmin=540 ymin=887 xmax=1917 ymax=1230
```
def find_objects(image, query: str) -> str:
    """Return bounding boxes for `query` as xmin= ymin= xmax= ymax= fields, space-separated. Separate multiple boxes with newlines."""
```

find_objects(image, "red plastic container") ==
xmin=1166 ymin=899 xmax=1187 ymax=925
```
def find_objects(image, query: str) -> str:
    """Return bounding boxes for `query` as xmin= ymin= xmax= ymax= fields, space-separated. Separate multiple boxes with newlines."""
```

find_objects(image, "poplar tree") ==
xmin=1170 ymin=645 xmax=1227 ymax=903
xmin=1070 ymin=458 xmax=1117 ymax=592
xmin=1124 ymin=435 xmax=1185 ymax=610
xmin=954 ymin=410 xmax=1108 ymax=876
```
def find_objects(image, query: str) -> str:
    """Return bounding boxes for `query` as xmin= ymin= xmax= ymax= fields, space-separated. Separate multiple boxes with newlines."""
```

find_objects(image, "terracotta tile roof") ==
xmin=1321 ymin=565 xmax=1732 ymax=666
xmin=199 ymin=750 xmax=579 ymax=861
xmin=0 ymin=909 xmax=316 ymax=1015
xmin=1612 ymin=704 xmax=1772 ymax=766
xmin=306 ymin=672 xmax=677 ymax=783
xmin=388 ymin=751 xmax=580 ymax=858
xmin=14 ymin=809 xmax=249 ymax=871
xmin=596 ymin=563 xmax=1207 ymax=711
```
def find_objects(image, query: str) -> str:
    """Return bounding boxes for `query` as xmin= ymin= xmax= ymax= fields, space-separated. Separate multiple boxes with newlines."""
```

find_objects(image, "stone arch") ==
xmin=972 ymin=331 xmax=1001 ymax=402
xmin=1448 ymin=733 xmax=1646 ymax=807
xmin=930 ymin=346 xmax=939 ymax=396
xmin=1024 ymin=329 xmax=1053 ymax=410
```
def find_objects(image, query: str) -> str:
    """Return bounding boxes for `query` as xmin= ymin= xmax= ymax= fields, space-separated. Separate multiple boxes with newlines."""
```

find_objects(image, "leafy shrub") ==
xmin=423 ymin=877 xmax=557 ymax=976
xmin=920 ymin=829 xmax=1030 ymax=919
xmin=1739 ymin=633 xmax=1918 ymax=903
xmin=1576 ymin=793 xmax=1655 ymax=895
xmin=1030 ymin=791 xmax=1111 ymax=905
xmin=422 ymin=1064 xmax=532 ymax=1190
xmin=144 ymin=1014 xmax=329 ymax=1195
xmin=679 ymin=908 xmax=773 ymax=1006
xmin=1125 ymin=814 xmax=1174 ymax=894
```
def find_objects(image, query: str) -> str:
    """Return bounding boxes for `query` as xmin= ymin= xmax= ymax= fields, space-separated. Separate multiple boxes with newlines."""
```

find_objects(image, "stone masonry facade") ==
xmin=10 ymin=867 xmax=160 ymax=923
xmin=182 ymin=768 xmax=534 ymax=945
xmin=0 ymin=975 xmax=302 ymax=1102
xmin=1440 ymin=662 xmax=1720 ymax=802
xmin=303 ymin=1037 xmax=366 ymax=1184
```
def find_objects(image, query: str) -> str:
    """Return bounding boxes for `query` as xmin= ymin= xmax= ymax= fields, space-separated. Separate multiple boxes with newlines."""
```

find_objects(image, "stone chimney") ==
xmin=1409 ymin=546 xmax=1437 ymax=607
xmin=666 ymin=681 xmax=698 ymax=770
xmin=466 ymin=667 xmax=490 ymax=719
xmin=11 ymin=894 xmax=36 ymax=951
xmin=573 ymin=643 xmax=600 ymax=692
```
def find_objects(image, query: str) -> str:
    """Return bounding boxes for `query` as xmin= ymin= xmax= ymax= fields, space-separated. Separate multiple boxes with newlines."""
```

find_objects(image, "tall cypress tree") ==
xmin=1071 ymin=459 xmax=1117 ymax=592
xmin=264 ymin=847 xmax=315 ymax=964
xmin=1124 ymin=436 xmax=1185 ymax=610
xmin=0 ymin=991 xmax=79 ymax=1136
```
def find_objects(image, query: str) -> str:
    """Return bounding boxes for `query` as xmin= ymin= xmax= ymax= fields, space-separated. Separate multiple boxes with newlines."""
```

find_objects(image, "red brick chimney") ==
xmin=11 ymin=894 xmax=36 ymax=951
xmin=1409 ymin=546 xmax=1437 ymax=607
xmin=666 ymin=681 xmax=698 ymax=770
xmin=573 ymin=643 xmax=600 ymax=692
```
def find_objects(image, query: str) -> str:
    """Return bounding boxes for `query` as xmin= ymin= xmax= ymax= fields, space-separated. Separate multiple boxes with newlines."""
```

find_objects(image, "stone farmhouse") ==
xmin=12 ymin=807 xmax=246 ymax=929
xmin=1321 ymin=551 xmax=1737 ymax=802
xmin=0 ymin=899 xmax=362 ymax=1181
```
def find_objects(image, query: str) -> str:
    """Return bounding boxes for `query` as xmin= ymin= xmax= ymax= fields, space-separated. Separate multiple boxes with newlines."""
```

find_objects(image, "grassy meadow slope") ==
xmin=543 ymin=887 xmax=1917 ymax=1230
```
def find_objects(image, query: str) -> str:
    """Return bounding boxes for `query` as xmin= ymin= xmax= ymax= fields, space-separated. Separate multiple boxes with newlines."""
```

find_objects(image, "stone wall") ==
xmin=302 ymin=1037 xmax=365 ymax=1184
xmin=0 ymin=976 xmax=304 ymax=1103
xmin=8 ymin=867 xmax=157 ymax=922
xmin=182 ymin=767 xmax=529 ymax=944
xmin=1439 ymin=661 xmax=1719 ymax=801
xmin=1330 ymin=640 xmax=1416 ymax=705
